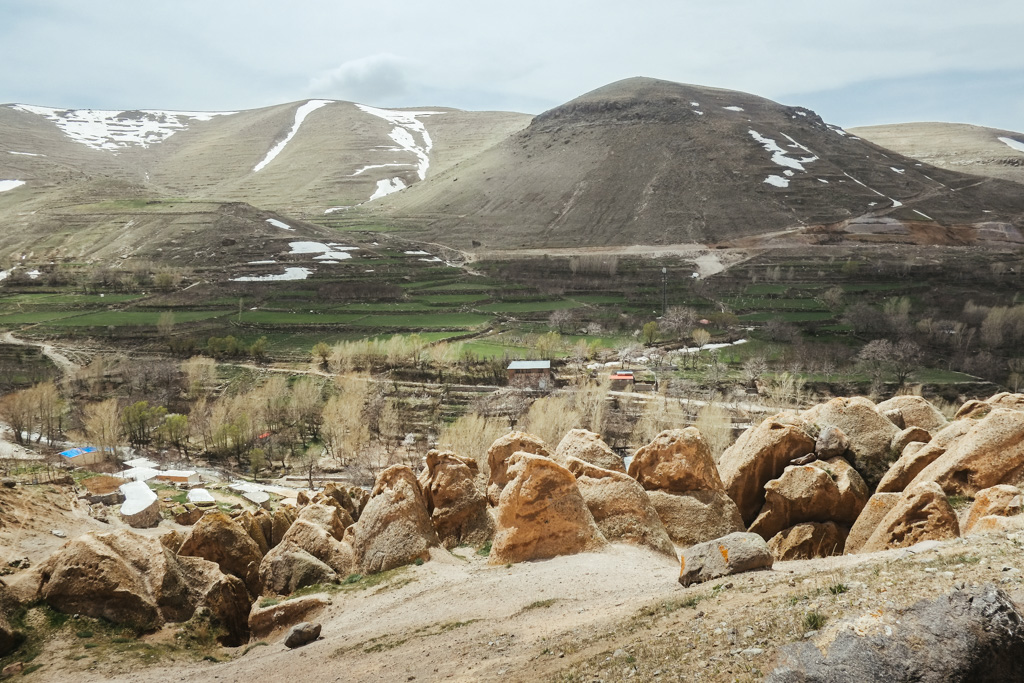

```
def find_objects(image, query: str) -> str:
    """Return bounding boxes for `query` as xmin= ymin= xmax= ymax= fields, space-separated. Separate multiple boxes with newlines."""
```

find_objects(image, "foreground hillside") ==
xmin=852 ymin=122 xmax=1024 ymax=186
xmin=375 ymin=77 xmax=1024 ymax=250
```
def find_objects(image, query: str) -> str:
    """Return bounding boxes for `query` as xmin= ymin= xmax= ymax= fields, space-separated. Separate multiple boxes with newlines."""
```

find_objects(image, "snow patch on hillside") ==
xmin=8 ymin=151 xmax=44 ymax=157
xmin=288 ymin=241 xmax=357 ymax=259
xmin=764 ymin=175 xmax=790 ymax=188
xmin=10 ymin=104 xmax=235 ymax=151
xmin=723 ymin=106 xmax=745 ymax=112
xmin=355 ymin=104 xmax=442 ymax=191
xmin=369 ymin=177 xmax=407 ymax=201
xmin=232 ymin=267 xmax=313 ymax=282
xmin=0 ymin=180 xmax=26 ymax=193
xmin=749 ymin=130 xmax=818 ymax=172
xmin=998 ymin=137 xmax=1024 ymax=153
xmin=253 ymin=100 xmax=332 ymax=172
xmin=266 ymin=218 xmax=293 ymax=231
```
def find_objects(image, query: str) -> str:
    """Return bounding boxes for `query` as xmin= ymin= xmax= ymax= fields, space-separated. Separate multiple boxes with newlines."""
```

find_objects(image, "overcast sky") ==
xmin=2 ymin=0 xmax=1023 ymax=131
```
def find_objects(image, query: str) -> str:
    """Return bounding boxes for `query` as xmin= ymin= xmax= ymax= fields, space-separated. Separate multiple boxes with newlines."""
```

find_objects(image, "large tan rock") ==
xmin=258 ymin=544 xmax=339 ymax=595
xmin=276 ymin=504 xmax=355 ymax=575
xmin=249 ymin=594 xmax=327 ymax=640
xmin=768 ymin=522 xmax=848 ymax=560
xmin=876 ymin=419 xmax=972 ymax=493
xmin=565 ymin=457 xmax=676 ymax=557
xmin=345 ymin=465 xmax=438 ymax=574
xmin=985 ymin=392 xmax=1024 ymax=412
xmin=554 ymin=429 xmax=625 ymax=473
xmin=37 ymin=530 xmax=251 ymax=645
xmin=317 ymin=482 xmax=367 ymax=522
xmin=178 ymin=512 xmax=265 ymax=596
xmin=253 ymin=509 xmax=274 ymax=548
xmin=679 ymin=532 xmax=774 ymax=586
xmin=963 ymin=485 xmax=1023 ymax=535
xmin=235 ymin=510 xmax=270 ymax=556
xmin=846 ymin=492 xmax=901 ymax=554
xmin=748 ymin=457 xmax=868 ymax=541
xmin=815 ymin=426 xmax=850 ymax=459
xmin=908 ymin=408 xmax=1024 ymax=496
xmin=647 ymin=490 xmax=744 ymax=549
xmin=860 ymin=482 xmax=960 ymax=553
xmin=801 ymin=396 xmax=901 ymax=489
xmin=628 ymin=428 xmax=724 ymax=494
xmin=491 ymin=453 xmax=607 ymax=564
xmin=421 ymin=451 xmax=493 ymax=549
xmin=486 ymin=431 xmax=551 ymax=505
xmin=271 ymin=506 xmax=297 ymax=548
xmin=719 ymin=414 xmax=816 ymax=526
xmin=875 ymin=395 xmax=948 ymax=434
xmin=891 ymin=426 xmax=932 ymax=455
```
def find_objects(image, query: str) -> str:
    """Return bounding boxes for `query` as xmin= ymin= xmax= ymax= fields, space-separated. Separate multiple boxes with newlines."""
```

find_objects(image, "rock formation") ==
xmin=420 ymin=450 xmax=493 ymax=549
xmin=178 ymin=512 xmax=264 ymax=596
xmin=801 ymin=396 xmax=900 ymax=488
xmin=486 ymin=431 xmax=551 ymax=505
xmin=859 ymin=482 xmax=960 ymax=553
xmin=554 ymin=429 xmax=625 ymax=473
xmin=679 ymin=532 xmax=774 ymax=586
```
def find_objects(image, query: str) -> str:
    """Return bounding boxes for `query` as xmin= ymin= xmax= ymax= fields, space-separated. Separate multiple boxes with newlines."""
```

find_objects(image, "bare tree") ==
xmin=83 ymin=398 xmax=121 ymax=461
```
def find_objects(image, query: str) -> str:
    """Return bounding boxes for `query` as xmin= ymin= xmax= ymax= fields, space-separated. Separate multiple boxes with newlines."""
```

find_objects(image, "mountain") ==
xmin=372 ymin=78 xmax=1024 ymax=249
xmin=0 ymin=100 xmax=530 ymax=262
xmin=850 ymin=122 xmax=1024 ymax=186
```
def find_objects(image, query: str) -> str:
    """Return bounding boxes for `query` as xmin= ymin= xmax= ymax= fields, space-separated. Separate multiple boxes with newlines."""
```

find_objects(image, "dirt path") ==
xmin=1 ymin=331 xmax=80 ymax=375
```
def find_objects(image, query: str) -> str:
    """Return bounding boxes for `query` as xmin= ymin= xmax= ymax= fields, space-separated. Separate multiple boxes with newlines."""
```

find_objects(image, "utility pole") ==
xmin=661 ymin=267 xmax=667 ymax=316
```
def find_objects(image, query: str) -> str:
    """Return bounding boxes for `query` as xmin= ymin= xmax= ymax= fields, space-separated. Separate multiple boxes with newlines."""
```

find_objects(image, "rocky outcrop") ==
xmin=253 ymin=509 xmax=274 ymax=549
xmin=801 ymin=396 xmax=900 ymax=489
xmin=875 ymin=395 xmax=948 ymax=434
xmin=345 ymin=465 xmax=438 ymax=574
xmin=815 ymin=426 xmax=849 ymax=459
xmin=845 ymin=492 xmax=901 ymax=554
xmin=748 ymin=458 xmax=868 ymax=541
xmin=628 ymin=428 xmax=724 ymax=494
xmin=768 ymin=522 xmax=848 ymax=560
xmin=768 ymin=585 xmax=1024 ymax=683
xmin=276 ymin=504 xmax=354 ymax=574
xmin=258 ymin=545 xmax=338 ymax=596
xmin=860 ymin=482 xmax=960 ymax=553
xmin=891 ymin=426 xmax=932 ymax=455
xmin=313 ymin=482 xmax=366 ymax=523
xmin=491 ymin=453 xmax=607 ymax=564
xmin=565 ymin=457 xmax=675 ymax=556
xmin=647 ymin=490 xmax=744 ymax=549
xmin=249 ymin=594 xmax=327 ymax=640
xmin=964 ymin=485 xmax=1023 ymax=535
xmin=235 ymin=510 xmax=270 ymax=555
xmin=719 ymin=415 xmax=816 ymax=526
xmin=171 ymin=503 xmax=202 ymax=526
xmin=420 ymin=450 xmax=493 ymax=549
xmin=554 ymin=429 xmax=625 ymax=473
xmin=679 ymin=532 xmax=774 ymax=586
xmin=285 ymin=621 xmax=321 ymax=648
xmin=486 ymin=431 xmax=550 ymax=505
xmin=908 ymin=408 xmax=1024 ymax=496
xmin=36 ymin=530 xmax=251 ymax=645
xmin=876 ymin=419 xmax=972 ymax=493
xmin=271 ymin=506 xmax=298 ymax=548
xmin=178 ymin=512 xmax=264 ymax=596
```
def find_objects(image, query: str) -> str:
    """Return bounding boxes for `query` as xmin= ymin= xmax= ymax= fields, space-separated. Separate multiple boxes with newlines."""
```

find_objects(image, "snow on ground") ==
xmin=419 ymin=257 xmax=443 ymax=262
xmin=723 ymin=106 xmax=745 ymax=112
xmin=369 ymin=177 xmax=407 ymax=201
xmin=749 ymin=130 xmax=817 ymax=172
xmin=11 ymin=104 xmax=235 ymax=151
xmin=764 ymin=175 xmax=790 ymax=188
xmin=827 ymin=124 xmax=848 ymax=136
xmin=266 ymin=218 xmax=293 ymax=231
xmin=355 ymin=104 xmax=442 ymax=200
xmin=324 ymin=206 xmax=351 ymax=214
xmin=998 ymin=137 xmax=1024 ymax=153
xmin=288 ymin=241 xmax=357 ymax=260
xmin=253 ymin=100 xmax=332 ymax=173
xmin=351 ymin=162 xmax=414 ymax=176
xmin=818 ymin=178 xmax=829 ymax=183
xmin=0 ymin=271 xmax=8 ymax=281
xmin=248 ymin=260 xmax=277 ymax=264
xmin=0 ymin=180 xmax=26 ymax=192
xmin=231 ymin=267 xmax=313 ymax=282
xmin=8 ymin=151 xmax=44 ymax=156
xmin=891 ymin=167 xmax=905 ymax=174
xmin=404 ymin=250 xmax=430 ymax=255
xmin=914 ymin=210 xmax=934 ymax=220
xmin=26 ymin=270 xmax=40 ymax=279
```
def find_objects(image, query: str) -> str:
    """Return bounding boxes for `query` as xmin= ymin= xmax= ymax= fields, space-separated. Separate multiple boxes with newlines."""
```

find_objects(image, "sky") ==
xmin=2 ymin=0 xmax=1023 ymax=131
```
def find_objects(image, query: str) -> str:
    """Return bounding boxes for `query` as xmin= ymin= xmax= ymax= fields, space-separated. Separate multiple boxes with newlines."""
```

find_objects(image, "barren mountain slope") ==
xmin=373 ymin=78 xmax=1024 ymax=250
xmin=851 ymin=122 xmax=1024 ymax=186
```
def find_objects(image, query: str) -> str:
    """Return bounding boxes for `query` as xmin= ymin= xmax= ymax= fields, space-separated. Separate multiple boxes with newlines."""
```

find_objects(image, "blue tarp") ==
xmin=59 ymin=446 xmax=97 ymax=459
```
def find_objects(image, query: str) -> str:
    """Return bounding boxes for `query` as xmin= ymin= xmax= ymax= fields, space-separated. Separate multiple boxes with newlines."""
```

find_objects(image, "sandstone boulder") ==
xmin=814 ymin=426 xmax=849 ymax=459
xmin=875 ymin=395 xmax=948 ymax=434
xmin=876 ymin=419 xmax=972 ymax=493
xmin=253 ymin=509 xmax=274 ymax=548
xmin=554 ymin=429 xmax=625 ymax=473
xmin=317 ymin=482 xmax=368 ymax=522
xmin=273 ymin=504 xmax=355 ymax=578
xmin=171 ymin=503 xmax=202 ymax=526
xmin=801 ymin=396 xmax=900 ymax=489
xmin=565 ymin=457 xmax=675 ymax=556
xmin=235 ymin=510 xmax=270 ymax=555
xmin=679 ymin=532 xmax=774 ymax=587
xmin=178 ymin=512 xmax=264 ymax=596
xmin=159 ymin=529 xmax=185 ymax=552
xmin=37 ymin=530 xmax=250 ymax=644
xmin=491 ymin=453 xmax=607 ymax=565
xmin=421 ymin=450 xmax=493 ymax=549
xmin=845 ymin=492 xmax=901 ymax=554
xmin=258 ymin=544 xmax=338 ymax=595
xmin=768 ymin=522 xmax=848 ymax=560
xmin=768 ymin=585 xmax=1024 ymax=683
xmin=627 ymin=428 xmax=724 ymax=494
xmin=964 ymin=485 xmax=1023 ymax=535
xmin=748 ymin=457 xmax=868 ymax=541
xmin=249 ymin=594 xmax=327 ymax=640
xmin=345 ymin=465 xmax=438 ymax=574
xmin=486 ymin=431 xmax=550 ymax=505
xmin=271 ymin=506 xmax=297 ymax=548
xmin=891 ymin=426 xmax=932 ymax=455
xmin=985 ymin=392 xmax=1024 ymax=412
xmin=285 ymin=621 xmax=321 ymax=648
xmin=860 ymin=482 xmax=960 ymax=553
xmin=647 ymin=490 xmax=745 ymax=549
xmin=719 ymin=414 xmax=816 ymax=526
xmin=908 ymin=408 xmax=1024 ymax=496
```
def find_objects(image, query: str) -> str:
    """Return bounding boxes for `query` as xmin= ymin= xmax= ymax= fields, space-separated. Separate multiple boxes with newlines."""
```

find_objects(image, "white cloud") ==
xmin=308 ymin=54 xmax=412 ymax=104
